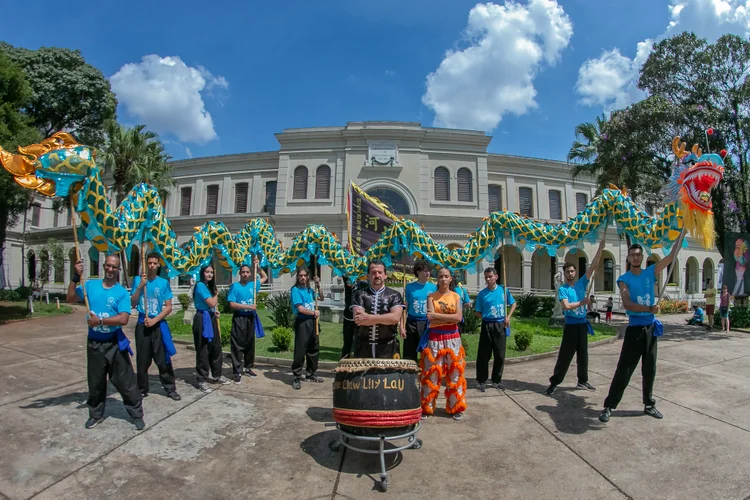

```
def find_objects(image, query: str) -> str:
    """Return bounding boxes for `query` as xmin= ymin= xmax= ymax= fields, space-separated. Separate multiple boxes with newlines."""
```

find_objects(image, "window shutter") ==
xmin=434 ymin=167 xmax=450 ymax=201
xmin=457 ymin=168 xmax=473 ymax=202
xmin=293 ymin=166 xmax=308 ymax=199
xmin=206 ymin=185 xmax=219 ymax=215
xmin=31 ymin=204 xmax=41 ymax=227
xmin=265 ymin=181 xmax=277 ymax=214
xmin=576 ymin=193 xmax=588 ymax=213
xmin=488 ymin=185 xmax=502 ymax=212
xmin=180 ymin=187 xmax=192 ymax=216
xmin=234 ymin=183 xmax=248 ymax=213
xmin=315 ymin=165 xmax=330 ymax=199
xmin=519 ymin=187 xmax=533 ymax=217
xmin=548 ymin=190 xmax=562 ymax=220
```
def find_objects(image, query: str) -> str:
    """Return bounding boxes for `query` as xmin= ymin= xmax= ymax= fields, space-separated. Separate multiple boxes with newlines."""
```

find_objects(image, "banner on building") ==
xmin=723 ymin=232 xmax=750 ymax=297
xmin=346 ymin=182 xmax=413 ymax=275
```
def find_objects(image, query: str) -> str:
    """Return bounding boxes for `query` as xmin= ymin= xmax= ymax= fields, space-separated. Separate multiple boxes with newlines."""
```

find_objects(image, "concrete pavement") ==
xmin=0 ymin=311 xmax=748 ymax=499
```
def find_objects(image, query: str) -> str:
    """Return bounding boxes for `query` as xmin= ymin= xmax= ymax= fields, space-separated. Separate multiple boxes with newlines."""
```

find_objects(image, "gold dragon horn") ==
xmin=672 ymin=137 xmax=688 ymax=159
xmin=692 ymin=144 xmax=703 ymax=158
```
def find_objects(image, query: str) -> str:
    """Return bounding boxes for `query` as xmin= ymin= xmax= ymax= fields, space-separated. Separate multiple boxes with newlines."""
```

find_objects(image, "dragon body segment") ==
xmin=0 ymin=133 xmax=724 ymax=279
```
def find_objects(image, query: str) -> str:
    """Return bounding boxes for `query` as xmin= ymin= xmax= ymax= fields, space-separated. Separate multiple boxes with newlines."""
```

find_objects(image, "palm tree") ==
xmin=99 ymin=121 xmax=174 ymax=285
xmin=567 ymin=114 xmax=607 ymax=179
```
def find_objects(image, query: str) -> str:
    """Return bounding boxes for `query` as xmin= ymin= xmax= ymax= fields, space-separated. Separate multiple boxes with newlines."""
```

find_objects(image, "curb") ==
xmin=175 ymin=335 xmax=621 ymax=370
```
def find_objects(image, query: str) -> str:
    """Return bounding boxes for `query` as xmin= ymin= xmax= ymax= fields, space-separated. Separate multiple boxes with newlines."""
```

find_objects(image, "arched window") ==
xmin=457 ymin=168 xmax=473 ymax=202
xmin=434 ymin=167 xmax=450 ymax=201
xmin=519 ymin=187 xmax=534 ymax=217
xmin=315 ymin=165 xmax=331 ymax=199
xmin=293 ymin=166 xmax=308 ymax=199
xmin=576 ymin=193 xmax=588 ymax=213
xmin=366 ymin=188 xmax=410 ymax=215
xmin=488 ymin=185 xmax=503 ymax=212
xmin=548 ymin=190 xmax=562 ymax=220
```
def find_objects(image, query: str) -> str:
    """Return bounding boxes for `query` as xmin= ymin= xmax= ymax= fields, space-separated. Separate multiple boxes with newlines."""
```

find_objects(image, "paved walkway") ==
xmin=0 ymin=311 xmax=748 ymax=499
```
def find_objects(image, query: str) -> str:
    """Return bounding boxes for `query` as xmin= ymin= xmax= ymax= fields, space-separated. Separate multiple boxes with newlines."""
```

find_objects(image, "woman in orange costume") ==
xmin=420 ymin=267 xmax=467 ymax=421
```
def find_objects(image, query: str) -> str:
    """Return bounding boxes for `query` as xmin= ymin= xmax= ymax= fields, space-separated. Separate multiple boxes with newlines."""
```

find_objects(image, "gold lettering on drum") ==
xmin=382 ymin=378 xmax=404 ymax=391
xmin=333 ymin=378 xmax=406 ymax=391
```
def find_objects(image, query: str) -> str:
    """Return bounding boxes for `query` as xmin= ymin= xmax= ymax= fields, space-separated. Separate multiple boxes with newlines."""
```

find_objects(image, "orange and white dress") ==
xmin=420 ymin=290 xmax=467 ymax=415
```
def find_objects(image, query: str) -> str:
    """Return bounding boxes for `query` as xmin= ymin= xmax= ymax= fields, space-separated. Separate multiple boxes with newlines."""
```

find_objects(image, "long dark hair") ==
xmin=295 ymin=266 xmax=310 ymax=289
xmin=194 ymin=265 xmax=217 ymax=298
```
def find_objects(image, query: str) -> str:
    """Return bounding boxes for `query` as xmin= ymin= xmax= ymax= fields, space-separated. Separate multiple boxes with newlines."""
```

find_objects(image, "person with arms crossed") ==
xmin=67 ymin=255 xmax=145 ymax=430
xmin=130 ymin=252 xmax=180 ymax=401
xmin=474 ymin=267 xmax=516 ymax=392
xmin=193 ymin=265 xmax=230 ymax=393
xmin=598 ymin=241 xmax=679 ymax=423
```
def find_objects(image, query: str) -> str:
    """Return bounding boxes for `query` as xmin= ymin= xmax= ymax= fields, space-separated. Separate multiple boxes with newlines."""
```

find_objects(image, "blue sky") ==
xmin=3 ymin=0 xmax=747 ymax=162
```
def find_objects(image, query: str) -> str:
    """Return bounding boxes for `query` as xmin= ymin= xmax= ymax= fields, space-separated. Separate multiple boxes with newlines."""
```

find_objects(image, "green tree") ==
xmin=0 ymin=52 xmax=41 ymax=288
xmin=0 ymin=43 xmax=117 ymax=147
xmin=567 ymin=114 xmax=606 ymax=180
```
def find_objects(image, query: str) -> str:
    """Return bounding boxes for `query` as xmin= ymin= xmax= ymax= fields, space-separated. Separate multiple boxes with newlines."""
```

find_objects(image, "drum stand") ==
xmin=327 ymin=422 xmax=423 ymax=493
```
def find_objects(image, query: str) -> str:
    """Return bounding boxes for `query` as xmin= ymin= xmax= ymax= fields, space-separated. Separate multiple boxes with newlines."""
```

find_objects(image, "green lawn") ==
xmin=168 ymin=310 xmax=617 ymax=363
xmin=0 ymin=301 xmax=74 ymax=324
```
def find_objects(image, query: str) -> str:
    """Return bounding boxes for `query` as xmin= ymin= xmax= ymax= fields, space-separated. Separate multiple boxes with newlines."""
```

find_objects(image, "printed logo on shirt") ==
xmin=411 ymin=299 xmax=426 ymax=315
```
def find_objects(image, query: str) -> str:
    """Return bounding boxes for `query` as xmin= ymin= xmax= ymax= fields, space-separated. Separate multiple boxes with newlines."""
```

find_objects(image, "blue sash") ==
xmin=254 ymin=312 xmax=265 ymax=339
xmin=586 ymin=320 xmax=595 ymax=336
xmin=652 ymin=319 xmax=664 ymax=337
xmin=417 ymin=320 xmax=430 ymax=352
xmin=138 ymin=313 xmax=178 ymax=363
xmin=117 ymin=329 xmax=133 ymax=355
xmin=200 ymin=310 xmax=215 ymax=340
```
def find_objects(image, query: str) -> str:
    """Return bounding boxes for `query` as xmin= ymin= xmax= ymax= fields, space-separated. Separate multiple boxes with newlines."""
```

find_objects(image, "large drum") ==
xmin=332 ymin=358 xmax=422 ymax=436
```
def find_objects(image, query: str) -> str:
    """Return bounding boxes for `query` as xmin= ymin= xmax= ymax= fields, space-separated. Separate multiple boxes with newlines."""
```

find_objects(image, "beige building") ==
xmin=4 ymin=121 xmax=721 ymax=305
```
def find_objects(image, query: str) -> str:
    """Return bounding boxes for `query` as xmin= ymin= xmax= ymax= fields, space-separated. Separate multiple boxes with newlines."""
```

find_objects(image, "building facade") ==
xmin=4 ymin=122 xmax=722 ymax=305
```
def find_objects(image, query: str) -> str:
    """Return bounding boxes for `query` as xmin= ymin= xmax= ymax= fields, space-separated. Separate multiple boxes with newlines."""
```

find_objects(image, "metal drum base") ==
xmin=327 ymin=422 xmax=423 ymax=493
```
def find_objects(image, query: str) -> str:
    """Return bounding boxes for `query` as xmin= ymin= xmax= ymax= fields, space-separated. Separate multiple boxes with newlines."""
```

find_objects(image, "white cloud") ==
xmin=422 ymin=0 xmax=573 ymax=131
xmin=577 ymin=0 xmax=750 ymax=110
xmin=110 ymin=55 xmax=228 ymax=144
xmin=185 ymin=147 xmax=193 ymax=158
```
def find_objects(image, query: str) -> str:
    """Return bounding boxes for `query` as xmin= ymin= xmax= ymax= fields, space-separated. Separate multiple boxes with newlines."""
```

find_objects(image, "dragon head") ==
xmin=661 ymin=136 xmax=725 ymax=248
xmin=0 ymin=132 xmax=96 ymax=197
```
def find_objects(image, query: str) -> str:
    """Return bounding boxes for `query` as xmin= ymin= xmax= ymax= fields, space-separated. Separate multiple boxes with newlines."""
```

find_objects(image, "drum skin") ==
xmin=332 ymin=358 xmax=422 ymax=436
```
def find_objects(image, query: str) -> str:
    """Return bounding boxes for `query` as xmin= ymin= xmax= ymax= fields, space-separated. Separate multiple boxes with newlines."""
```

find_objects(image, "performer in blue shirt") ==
xmin=599 ymin=241 xmax=679 ymax=423
xmin=403 ymin=260 xmax=436 ymax=361
xmin=290 ymin=267 xmax=323 ymax=390
xmin=546 ymin=239 xmax=606 ymax=395
xmin=453 ymin=274 xmax=473 ymax=334
xmin=227 ymin=257 xmax=267 ymax=384
xmin=67 ymin=255 xmax=144 ymax=431
xmin=192 ymin=265 xmax=230 ymax=393
xmin=131 ymin=252 xmax=180 ymax=401
xmin=474 ymin=267 xmax=516 ymax=392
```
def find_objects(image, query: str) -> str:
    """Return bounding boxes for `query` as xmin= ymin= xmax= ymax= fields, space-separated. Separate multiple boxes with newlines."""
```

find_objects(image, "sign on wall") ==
xmin=367 ymin=140 xmax=399 ymax=166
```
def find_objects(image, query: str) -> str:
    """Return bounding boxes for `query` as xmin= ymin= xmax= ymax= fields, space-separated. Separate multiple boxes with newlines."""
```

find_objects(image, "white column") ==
xmin=477 ymin=156 xmax=489 ymax=212
xmin=522 ymin=259 xmax=532 ymax=292
xmin=194 ymin=179 xmax=204 ymax=215
xmin=221 ymin=175 xmax=232 ymax=214
xmin=506 ymin=176 xmax=517 ymax=212
xmin=535 ymin=179 xmax=548 ymax=220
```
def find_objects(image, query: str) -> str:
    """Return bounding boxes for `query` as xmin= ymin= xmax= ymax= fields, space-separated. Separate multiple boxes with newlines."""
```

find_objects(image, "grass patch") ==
xmin=167 ymin=311 xmax=618 ymax=363
xmin=0 ymin=301 xmax=74 ymax=324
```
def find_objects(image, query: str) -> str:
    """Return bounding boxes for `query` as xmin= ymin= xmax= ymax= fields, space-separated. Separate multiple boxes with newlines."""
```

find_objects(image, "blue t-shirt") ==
xmin=228 ymin=279 xmax=261 ymax=315
xmin=617 ymin=265 xmax=656 ymax=326
xmin=693 ymin=308 xmax=704 ymax=320
xmin=291 ymin=286 xmax=315 ymax=317
xmin=405 ymin=281 xmax=437 ymax=320
xmin=131 ymin=275 xmax=173 ymax=317
xmin=76 ymin=280 xmax=132 ymax=340
xmin=194 ymin=282 xmax=215 ymax=312
xmin=474 ymin=286 xmax=515 ymax=321
xmin=456 ymin=285 xmax=471 ymax=305
xmin=559 ymin=275 xmax=589 ymax=324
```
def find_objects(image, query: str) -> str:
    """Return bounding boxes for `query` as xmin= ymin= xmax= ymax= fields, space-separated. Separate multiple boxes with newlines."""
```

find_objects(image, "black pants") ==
xmin=87 ymin=339 xmax=143 ymax=420
xmin=341 ymin=317 xmax=355 ymax=359
xmin=230 ymin=313 xmax=256 ymax=375
xmin=403 ymin=318 xmax=427 ymax=362
xmin=353 ymin=336 xmax=401 ymax=359
xmin=476 ymin=321 xmax=507 ymax=384
xmin=135 ymin=322 xmax=176 ymax=394
xmin=549 ymin=323 xmax=589 ymax=386
xmin=292 ymin=316 xmax=319 ymax=377
xmin=193 ymin=312 xmax=223 ymax=383
xmin=603 ymin=325 xmax=658 ymax=409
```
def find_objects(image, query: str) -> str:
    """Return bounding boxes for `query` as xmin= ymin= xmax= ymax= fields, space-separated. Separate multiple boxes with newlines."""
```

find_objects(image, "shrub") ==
xmin=538 ymin=296 xmax=556 ymax=317
xmin=516 ymin=293 xmax=540 ymax=318
xmin=514 ymin=329 xmax=534 ymax=351
xmin=257 ymin=292 xmax=269 ymax=309
xmin=659 ymin=299 xmax=688 ymax=314
xmin=462 ymin=303 xmax=481 ymax=334
xmin=728 ymin=306 xmax=750 ymax=328
xmin=0 ymin=289 xmax=21 ymax=301
xmin=267 ymin=291 xmax=295 ymax=328
xmin=461 ymin=334 xmax=470 ymax=354
xmin=220 ymin=321 xmax=231 ymax=347
xmin=217 ymin=288 xmax=232 ymax=313
xmin=271 ymin=326 xmax=294 ymax=351
xmin=177 ymin=293 xmax=191 ymax=310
